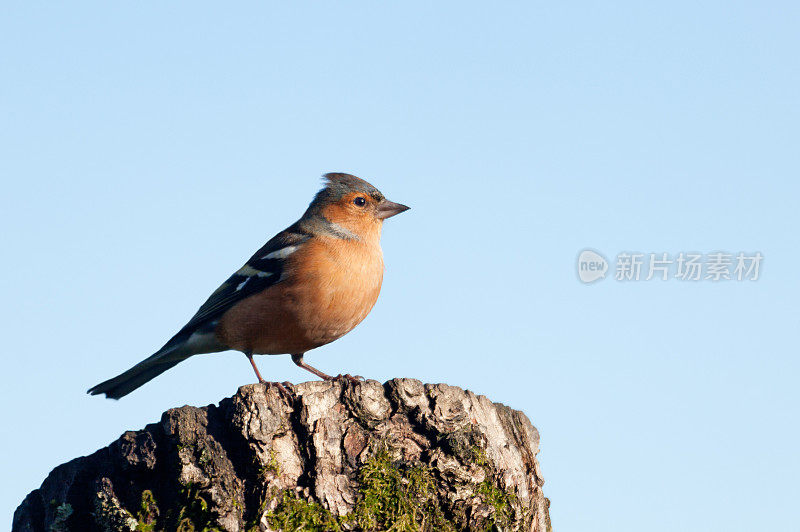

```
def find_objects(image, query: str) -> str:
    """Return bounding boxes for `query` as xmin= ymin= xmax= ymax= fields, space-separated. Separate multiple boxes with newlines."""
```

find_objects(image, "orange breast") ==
xmin=216 ymin=235 xmax=384 ymax=355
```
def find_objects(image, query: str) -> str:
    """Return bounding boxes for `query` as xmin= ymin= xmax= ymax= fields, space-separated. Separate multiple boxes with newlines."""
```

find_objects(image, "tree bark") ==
xmin=13 ymin=379 xmax=550 ymax=531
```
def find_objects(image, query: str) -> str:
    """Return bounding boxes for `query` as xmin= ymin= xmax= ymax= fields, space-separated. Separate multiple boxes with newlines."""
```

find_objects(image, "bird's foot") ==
xmin=331 ymin=373 xmax=365 ymax=384
xmin=260 ymin=380 xmax=295 ymax=398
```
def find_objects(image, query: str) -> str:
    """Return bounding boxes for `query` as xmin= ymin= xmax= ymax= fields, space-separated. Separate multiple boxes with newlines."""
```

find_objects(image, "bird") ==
xmin=88 ymin=173 xmax=409 ymax=399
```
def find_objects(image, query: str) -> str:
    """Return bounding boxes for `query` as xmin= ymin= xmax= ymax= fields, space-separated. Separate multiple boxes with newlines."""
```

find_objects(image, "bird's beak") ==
xmin=376 ymin=200 xmax=410 ymax=220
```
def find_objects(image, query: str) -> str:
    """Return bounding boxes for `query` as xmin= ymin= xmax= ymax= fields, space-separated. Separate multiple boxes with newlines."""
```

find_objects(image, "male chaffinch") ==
xmin=88 ymin=173 xmax=409 ymax=399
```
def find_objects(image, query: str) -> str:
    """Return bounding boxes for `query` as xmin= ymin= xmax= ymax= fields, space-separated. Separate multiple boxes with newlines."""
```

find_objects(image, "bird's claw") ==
xmin=261 ymin=380 xmax=295 ymax=398
xmin=334 ymin=373 xmax=365 ymax=384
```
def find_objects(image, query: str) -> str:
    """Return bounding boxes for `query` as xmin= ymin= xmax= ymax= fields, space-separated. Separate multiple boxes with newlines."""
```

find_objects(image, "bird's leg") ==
xmin=246 ymin=351 xmax=291 ymax=396
xmin=291 ymin=354 xmax=364 ymax=383
xmin=291 ymin=353 xmax=335 ymax=380
xmin=246 ymin=351 xmax=266 ymax=383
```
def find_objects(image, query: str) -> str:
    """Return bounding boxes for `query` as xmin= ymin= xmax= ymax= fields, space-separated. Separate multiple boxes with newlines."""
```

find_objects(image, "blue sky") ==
xmin=2 ymin=2 xmax=798 ymax=530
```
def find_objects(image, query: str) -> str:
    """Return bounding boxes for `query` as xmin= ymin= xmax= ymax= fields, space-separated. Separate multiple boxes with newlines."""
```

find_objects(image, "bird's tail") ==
xmin=87 ymin=342 xmax=196 ymax=400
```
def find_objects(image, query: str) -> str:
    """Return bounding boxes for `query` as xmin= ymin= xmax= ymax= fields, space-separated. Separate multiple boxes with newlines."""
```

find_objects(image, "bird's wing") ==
xmin=171 ymin=227 xmax=311 ymax=340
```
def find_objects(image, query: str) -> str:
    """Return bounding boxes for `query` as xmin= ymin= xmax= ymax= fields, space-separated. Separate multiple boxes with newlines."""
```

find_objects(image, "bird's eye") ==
xmin=353 ymin=197 xmax=367 ymax=207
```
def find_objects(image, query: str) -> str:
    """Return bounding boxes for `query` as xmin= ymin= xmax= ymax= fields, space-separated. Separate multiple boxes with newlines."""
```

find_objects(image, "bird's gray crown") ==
xmin=307 ymin=173 xmax=384 ymax=211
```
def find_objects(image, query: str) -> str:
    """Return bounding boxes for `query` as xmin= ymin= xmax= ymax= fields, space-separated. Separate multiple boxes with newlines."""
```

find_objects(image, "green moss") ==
xmin=350 ymin=448 xmax=450 ymax=531
xmin=266 ymin=491 xmax=341 ymax=532
xmin=264 ymin=448 xmax=454 ymax=532
xmin=49 ymin=503 xmax=72 ymax=532
xmin=135 ymin=490 xmax=159 ymax=531
xmin=439 ymin=426 xmax=485 ymax=466
xmin=470 ymin=446 xmax=488 ymax=467
xmin=198 ymin=447 xmax=212 ymax=466
xmin=175 ymin=483 xmax=220 ymax=532
xmin=267 ymin=450 xmax=281 ymax=475
xmin=259 ymin=449 xmax=281 ymax=477
xmin=244 ymin=449 xmax=283 ymax=532
xmin=476 ymin=478 xmax=516 ymax=531
xmin=438 ymin=427 xmax=523 ymax=530
xmin=261 ymin=444 xmax=521 ymax=532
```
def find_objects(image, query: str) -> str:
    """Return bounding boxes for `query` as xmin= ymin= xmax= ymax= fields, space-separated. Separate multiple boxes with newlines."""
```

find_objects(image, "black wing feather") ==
xmin=168 ymin=226 xmax=311 ymax=342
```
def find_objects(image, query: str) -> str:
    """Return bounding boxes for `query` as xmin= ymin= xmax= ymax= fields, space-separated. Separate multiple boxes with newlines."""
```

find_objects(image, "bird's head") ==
xmin=304 ymin=173 xmax=409 ymax=240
